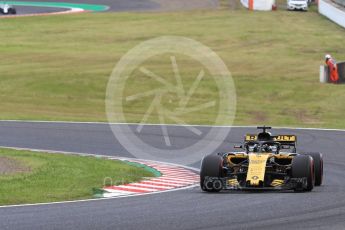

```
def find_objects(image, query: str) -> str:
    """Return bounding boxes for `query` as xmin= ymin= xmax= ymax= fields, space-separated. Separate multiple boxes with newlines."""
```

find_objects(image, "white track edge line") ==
xmin=1 ymin=120 xmax=345 ymax=132
xmin=0 ymin=184 xmax=198 ymax=209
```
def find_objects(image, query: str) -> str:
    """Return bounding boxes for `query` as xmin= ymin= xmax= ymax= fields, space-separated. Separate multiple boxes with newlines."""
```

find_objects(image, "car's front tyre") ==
xmin=200 ymin=154 xmax=224 ymax=192
xmin=302 ymin=152 xmax=323 ymax=186
xmin=291 ymin=155 xmax=315 ymax=192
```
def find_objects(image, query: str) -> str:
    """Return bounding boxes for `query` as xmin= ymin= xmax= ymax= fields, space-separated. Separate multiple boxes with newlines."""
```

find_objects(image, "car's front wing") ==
xmin=204 ymin=176 xmax=308 ymax=191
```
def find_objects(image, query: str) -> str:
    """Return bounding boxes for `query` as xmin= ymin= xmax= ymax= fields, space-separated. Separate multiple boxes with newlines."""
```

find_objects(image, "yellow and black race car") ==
xmin=200 ymin=126 xmax=323 ymax=192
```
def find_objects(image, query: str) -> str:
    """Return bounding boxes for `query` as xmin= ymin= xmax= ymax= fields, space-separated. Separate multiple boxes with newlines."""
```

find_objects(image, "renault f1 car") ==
xmin=200 ymin=126 xmax=323 ymax=192
xmin=0 ymin=3 xmax=16 ymax=15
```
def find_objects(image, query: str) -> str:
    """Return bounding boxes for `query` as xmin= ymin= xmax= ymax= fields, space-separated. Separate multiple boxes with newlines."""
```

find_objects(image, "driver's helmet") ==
xmin=263 ymin=143 xmax=279 ymax=153
xmin=247 ymin=143 xmax=259 ymax=152
xmin=262 ymin=144 xmax=272 ymax=152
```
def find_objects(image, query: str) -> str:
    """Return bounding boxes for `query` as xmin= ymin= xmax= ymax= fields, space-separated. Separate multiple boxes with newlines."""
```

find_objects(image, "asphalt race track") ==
xmin=2 ymin=0 xmax=345 ymax=228
xmin=0 ymin=121 xmax=345 ymax=230
xmin=9 ymin=0 xmax=157 ymax=15
xmin=5 ymin=5 xmax=63 ymax=14
xmin=3 ymin=0 xmax=218 ymax=16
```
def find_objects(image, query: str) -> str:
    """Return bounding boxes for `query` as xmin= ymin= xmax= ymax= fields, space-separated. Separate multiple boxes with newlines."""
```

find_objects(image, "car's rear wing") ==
xmin=245 ymin=134 xmax=297 ymax=142
xmin=273 ymin=135 xmax=297 ymax=143
xmin=244 ymin=134 xmax=297 ymax=148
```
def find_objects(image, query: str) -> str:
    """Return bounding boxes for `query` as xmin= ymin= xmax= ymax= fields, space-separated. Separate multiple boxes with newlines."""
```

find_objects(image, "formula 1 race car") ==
xmin=200 ymin=126 xmax=323 ymax=192
xmin=0 ymin=3 xmax=17 ymax=15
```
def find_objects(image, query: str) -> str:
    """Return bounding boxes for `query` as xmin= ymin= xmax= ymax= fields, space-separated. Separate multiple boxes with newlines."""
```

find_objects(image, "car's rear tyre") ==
xmin=302 ymin=152 xmax=323 ymax=186
xmin=200 ymin=154 xmax=223 ymax=192
xmin=291 ymin=155 xmax=314 ymax=192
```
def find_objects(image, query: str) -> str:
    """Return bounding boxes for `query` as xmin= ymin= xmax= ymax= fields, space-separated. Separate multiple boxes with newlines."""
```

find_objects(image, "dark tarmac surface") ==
xmin=0 ymin=5 xmax=63 ymax=16
xmin=0 ymin=121 xmax=344 ymax=230
xmin=2 ymin=0 xmax=218 ymax=16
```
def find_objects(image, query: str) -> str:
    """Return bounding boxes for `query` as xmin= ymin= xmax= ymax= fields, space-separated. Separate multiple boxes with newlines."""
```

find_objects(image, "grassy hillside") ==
xmin=0 ymin=7 xmax=345 ymax=127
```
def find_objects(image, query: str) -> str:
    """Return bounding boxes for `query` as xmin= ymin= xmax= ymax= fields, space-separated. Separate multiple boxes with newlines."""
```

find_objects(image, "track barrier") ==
xmin=319 ymin=0 xmax=345 ymax=28
xmin=320 ymin=61 xmax=345 ymax=83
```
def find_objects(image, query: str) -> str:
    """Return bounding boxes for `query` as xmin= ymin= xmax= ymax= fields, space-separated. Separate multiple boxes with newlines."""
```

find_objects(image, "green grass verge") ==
xmin=0 ymin=148 xmax=155 ymax=205
xmin=0 ymin=6 xmax=345 ymax=128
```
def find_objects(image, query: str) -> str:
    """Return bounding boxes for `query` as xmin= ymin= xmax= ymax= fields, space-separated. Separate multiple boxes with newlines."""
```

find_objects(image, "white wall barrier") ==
xmin=241 ymin=0 xmax=275 ymax=11
xmin=320 ymin=65 xmax=328 ymax=83
xmin=319 ymin=0 xmax=345 ymax=29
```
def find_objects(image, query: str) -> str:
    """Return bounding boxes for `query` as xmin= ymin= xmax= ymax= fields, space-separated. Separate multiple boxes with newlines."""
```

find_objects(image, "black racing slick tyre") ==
xmin=292 ymin=155 xmax=314 ymax=192
xmin=302 ymin=152 xmax=323 ymax=186
xmin=200 ymin=154 xmax=223 ymax=192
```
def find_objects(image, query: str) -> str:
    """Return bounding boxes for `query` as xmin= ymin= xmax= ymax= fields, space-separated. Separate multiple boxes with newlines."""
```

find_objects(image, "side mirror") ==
xmin=234 ymin=145 xmax=243 ymax=149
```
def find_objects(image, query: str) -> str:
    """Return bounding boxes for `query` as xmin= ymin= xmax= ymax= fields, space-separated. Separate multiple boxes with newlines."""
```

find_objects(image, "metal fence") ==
xmin=333 ymin=0 xmax=345 ymax=7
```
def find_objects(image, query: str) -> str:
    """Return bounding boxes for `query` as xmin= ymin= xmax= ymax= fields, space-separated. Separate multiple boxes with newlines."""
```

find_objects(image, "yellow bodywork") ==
xmin=246 ymin=153 xmax=271 ymax=186
xmin=271 ymin=179 xmax=284 ymax=187
xmin=226 ymin=152 xmax=293 ymax=187
xmin=228 ymin=178 xmax=239 ymax=186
